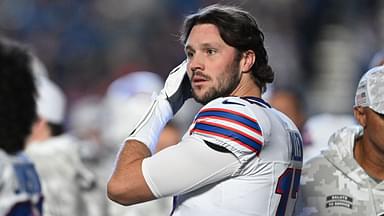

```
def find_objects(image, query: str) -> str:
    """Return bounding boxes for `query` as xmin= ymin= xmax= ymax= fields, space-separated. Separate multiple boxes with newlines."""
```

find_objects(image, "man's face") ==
xmin=365 ymin=108 xmax=384 ymax=151
xmin=184 ymin=23 xmax=241 ymax=104
xmin=354 ymin=106 xmax=384 ymax=152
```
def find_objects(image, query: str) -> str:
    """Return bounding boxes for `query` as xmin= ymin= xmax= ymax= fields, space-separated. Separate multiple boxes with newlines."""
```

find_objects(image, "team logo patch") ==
xmin=325 ymin=194 xmax=353 ymax=209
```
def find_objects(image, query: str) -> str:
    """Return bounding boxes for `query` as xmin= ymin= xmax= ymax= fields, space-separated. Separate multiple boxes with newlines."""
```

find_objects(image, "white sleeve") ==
xmin=141 ymin=135 xmax=241 ymax=198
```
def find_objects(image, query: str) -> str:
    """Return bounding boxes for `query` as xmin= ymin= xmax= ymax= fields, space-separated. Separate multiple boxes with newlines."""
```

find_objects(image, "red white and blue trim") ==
xmin=191 ymin=107 xmax=264 ymax=154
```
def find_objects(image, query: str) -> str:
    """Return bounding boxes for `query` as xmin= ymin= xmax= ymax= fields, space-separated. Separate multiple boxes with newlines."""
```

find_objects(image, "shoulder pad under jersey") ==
xmin=189 ymin=97 xmax=265 ymax=160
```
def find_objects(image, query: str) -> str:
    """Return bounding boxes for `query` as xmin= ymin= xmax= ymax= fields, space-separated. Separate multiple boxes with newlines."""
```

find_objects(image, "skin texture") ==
xmin=185 ymin=23 xmax=258 ymax=103
xmin=353 ymin=106 xmax=384 ymax=180
xmin=156 ymin=123 xmax=181 ymax=152
xmin=185 ymin=24 xmax=241 ymax=104
xmin=107 ymin=140 xmax=153 ymax=205
xmin=107 ymin=23 xmax=259 ymax=205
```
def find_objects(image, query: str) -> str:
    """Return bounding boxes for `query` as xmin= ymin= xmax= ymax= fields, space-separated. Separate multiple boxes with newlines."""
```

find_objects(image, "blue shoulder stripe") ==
xmin=193 ymin=122 xmax=262 ymax=153
xmin=195 ymin=108 xmax=261 ymax=133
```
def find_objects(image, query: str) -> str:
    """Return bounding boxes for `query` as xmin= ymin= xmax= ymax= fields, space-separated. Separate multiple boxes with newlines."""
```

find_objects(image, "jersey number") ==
xmin=275 ymin=168 xmax=301 ymax=216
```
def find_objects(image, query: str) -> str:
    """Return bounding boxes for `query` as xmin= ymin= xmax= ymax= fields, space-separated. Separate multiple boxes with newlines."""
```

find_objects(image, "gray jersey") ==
xmin=296 ymin=126 xmax=384 ymax=216
xmin=26 ymin=134 xmax=96 ymax=216
xmin=0 ymin=150 xmax=43 ymax=215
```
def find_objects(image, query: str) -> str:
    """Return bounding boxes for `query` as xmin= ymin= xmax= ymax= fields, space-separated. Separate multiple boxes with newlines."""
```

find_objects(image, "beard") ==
xmin=192 ymin=59 xmax=241 ymax=105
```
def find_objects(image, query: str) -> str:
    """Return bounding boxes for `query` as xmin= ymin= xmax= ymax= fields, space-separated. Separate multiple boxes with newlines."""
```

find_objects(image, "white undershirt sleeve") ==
xmin=141 ymin=135 xmax=241 ymax=198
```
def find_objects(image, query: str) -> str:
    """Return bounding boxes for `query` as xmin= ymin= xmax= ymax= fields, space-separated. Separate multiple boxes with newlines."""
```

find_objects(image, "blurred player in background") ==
xmin=268 ymin=86 xmax=356 ymax=163
xmin=292 ymin=47 xmax=384 ymax=163
xmin=0 ymin=37 xmax=43 ymax=215
xmin=296 ymin=66 xmax=384 ymax=215
xmin=268 ymin=86 xmax=307 ymax=137
xmin=301 ymin=113 xmax=355 ymax=163
xmin=108 ymin=4 xmax=303 ymax=215
xmin=25 ymin=62 xmax=97 ymax=216
xmin=67 ymin=95 xmax=110 ymax=216
xmin=96 ymin=71 xmax=176 ymax=216
xmin=368 ymin=49 xmax=384 ymax=68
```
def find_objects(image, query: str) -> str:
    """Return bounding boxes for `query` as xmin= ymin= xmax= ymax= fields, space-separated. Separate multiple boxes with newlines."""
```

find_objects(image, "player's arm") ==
xmin=107 ymin=139 xmax=154 ymax=205
xmin=108 ymin=135 xmax=240 ymax=205
xmin=107 ymin=60 xmax=190 ymax=205
xmin=108 ymin=97 xmax=263 ymax=205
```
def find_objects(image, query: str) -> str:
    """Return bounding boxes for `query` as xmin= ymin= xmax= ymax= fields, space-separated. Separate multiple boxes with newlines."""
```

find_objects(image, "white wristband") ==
xmin=125 ymin=96 xmax=173 ymax=154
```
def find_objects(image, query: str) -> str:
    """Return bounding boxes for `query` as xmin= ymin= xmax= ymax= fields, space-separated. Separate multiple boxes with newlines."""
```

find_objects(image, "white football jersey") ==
xmin=26 ymin=134 xmax=95 ymax=216
xmin=0 ymin=150 xmax=43 ymax=216
xmin=173 ymin=96 xmax=303 ymax=215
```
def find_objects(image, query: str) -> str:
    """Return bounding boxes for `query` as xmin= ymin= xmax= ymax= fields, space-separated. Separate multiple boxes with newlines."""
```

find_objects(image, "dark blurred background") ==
xmin=1 ymin=0 xmax=383 ymax=115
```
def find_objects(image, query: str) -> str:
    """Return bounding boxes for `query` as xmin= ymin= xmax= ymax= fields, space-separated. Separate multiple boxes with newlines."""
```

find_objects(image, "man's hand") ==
xmin=159 ymin=60 xmax=191 ymax=114
xmin=126 ymin=60 xmax=190 ymax=154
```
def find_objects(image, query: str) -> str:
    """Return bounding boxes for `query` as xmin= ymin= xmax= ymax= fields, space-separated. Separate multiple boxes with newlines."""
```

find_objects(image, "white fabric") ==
xmin=26 ymin=134 xmax=95 ymax=216
xmin=142 ymin=136 xmax=240 ymax=197
xmin=0 ymin=150 xmax=43 ymax=215
xmin=105 ymin=71 xmax=163 ymax=99
xmin=124 ymin=60 xmax=188 ymax=152
xmin=31 ymin=55 xmax=49 ymax=78
xmin=103 ymin=94 xmax=155 ymax=146
xmin=296 ymin=126 xmax=384 ymax=215
xmin=102 ymin=71 xmax=164 ymax=147
xmin=126 ymin=96 xmax=173 ymax=154
xmin=35 ymin=76 xmax=66 ymax=124
xmin=101 ymin=71 xmax=174 ymax=216
xmin=142 ymin=96 xmax=303 ymax=216
xmin=159 ymin=60 xmax=187 ymax=100
xmin=302 ymin=113 xmax=356 ymax=163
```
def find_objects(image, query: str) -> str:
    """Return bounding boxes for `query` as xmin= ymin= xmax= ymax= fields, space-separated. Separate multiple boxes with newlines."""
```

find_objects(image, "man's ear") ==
xmin=240 ymin=50 xmax=255 ymax=73
xmin=353 ymin=106 xmax=367 ymax=128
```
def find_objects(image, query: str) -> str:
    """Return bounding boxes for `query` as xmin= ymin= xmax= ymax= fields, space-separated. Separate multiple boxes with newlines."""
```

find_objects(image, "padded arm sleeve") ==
xmin=141 ymin=135 xmax=241 ymax=198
